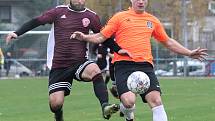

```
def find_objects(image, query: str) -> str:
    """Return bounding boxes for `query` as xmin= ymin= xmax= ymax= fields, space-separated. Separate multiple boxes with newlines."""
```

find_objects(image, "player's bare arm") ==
xmin=71 ymin=32 xmax=133 ymax=58
xmin=71 ymin=32 xmax=106 ymax=43
xmin=162 ymin=38 xmax=208 ymax=61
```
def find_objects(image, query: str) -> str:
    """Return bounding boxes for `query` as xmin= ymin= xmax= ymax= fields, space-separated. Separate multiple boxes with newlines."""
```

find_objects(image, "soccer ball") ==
xmin=127 ymin=71 xmax=150 ymax=94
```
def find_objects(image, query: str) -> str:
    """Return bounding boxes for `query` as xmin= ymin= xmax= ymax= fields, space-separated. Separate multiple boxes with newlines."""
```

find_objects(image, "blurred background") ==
xmin=0 ymin=0 xmax=214 ymax=78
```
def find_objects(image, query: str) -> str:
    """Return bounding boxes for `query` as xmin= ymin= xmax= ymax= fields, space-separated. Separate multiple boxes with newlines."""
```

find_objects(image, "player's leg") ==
xmin=80 ymin=62 xmax=108 ymax=105
xmin=48 ymin=68 xmax=74 ymax=121
xmin=119 ymin=92 xmax=136 ymax=121
xmin=114 ymin=62 xmax=137 ymax=121
xmin=49 ymin=91 xmax=64 ymax=121
xmin=146 ymin=91 xmax=168 ymax=121
xmin=109 ymin=63 xmax=119 ymax=99
xmin=77 ymin=61 xmax=119 ymax=119
xmin=140 ymin=70 xmax=168 ymax=121
xmin=98 ymin=61 xmax=110 ymax=85
xmin=104 ymin=69 xmax=110 ymax=84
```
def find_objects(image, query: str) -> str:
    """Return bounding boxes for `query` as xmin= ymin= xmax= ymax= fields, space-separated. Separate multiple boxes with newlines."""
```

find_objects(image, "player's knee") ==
xmin=91 ymin=70 xmax=101 ymax=78
xmin=49 ymin=93 xmax=64 ymax=113
xmin=122 ymin=98 xmax=135 ymax=108
xmin=82 ymin=63 xmax=101 ymax=80
xmin=147 ymin=96 xmax=162 ymax=107
xmin=91 ymin=67 xmax=102 ymax=77
xmin=146 ymin=91 xmax=162 ymax=107
xmin=123 ymin=102 xmax=135 ymax=108
xmin=121 ymin=93 xmax=136 ymax=108
xmin=151 ymin=97 xmax=162 ymax=106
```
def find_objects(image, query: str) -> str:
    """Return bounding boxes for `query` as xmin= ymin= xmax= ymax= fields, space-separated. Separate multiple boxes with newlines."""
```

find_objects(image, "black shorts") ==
xmin=114 ymin=61 xmax=161 ymax=103
xmin=97 ymin=59 xmax=107 ymax=70
xmin=48 ymin=60 xmax=94 ymax=96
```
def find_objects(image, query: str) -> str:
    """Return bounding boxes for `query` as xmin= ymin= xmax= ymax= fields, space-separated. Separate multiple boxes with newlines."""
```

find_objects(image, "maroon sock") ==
xmin=92 ymin=73 xmax=109 ymax=106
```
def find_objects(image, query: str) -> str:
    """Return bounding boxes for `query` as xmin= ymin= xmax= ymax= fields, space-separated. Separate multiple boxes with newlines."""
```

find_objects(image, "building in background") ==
xmin=0 ymin=0 xmax=32 ymax=30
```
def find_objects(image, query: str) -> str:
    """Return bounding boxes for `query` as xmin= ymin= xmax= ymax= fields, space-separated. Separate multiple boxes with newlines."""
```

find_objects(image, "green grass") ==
xmin=0 ymin=77 xmax=215 ymax=121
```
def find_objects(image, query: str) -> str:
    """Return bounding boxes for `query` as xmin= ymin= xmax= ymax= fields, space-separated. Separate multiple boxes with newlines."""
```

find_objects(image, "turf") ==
xmin=0 ymin=77 xmax=214 ymax=121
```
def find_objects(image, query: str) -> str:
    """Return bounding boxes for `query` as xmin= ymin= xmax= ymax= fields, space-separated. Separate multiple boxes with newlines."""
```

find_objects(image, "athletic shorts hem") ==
xmin=49 ymin=87 xmax=70 ymax=96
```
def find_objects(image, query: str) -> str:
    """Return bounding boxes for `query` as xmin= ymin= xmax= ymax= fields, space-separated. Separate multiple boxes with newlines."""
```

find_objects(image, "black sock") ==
xmin=92 ymin=73 xmax=109 ymax=106
xmin=105 ymin=76 xmax=110 ymax=84
xmin=55 ymin=110 xmax=63 ymax=121
xmin=50 ymin=104 xmax=63 ymax=121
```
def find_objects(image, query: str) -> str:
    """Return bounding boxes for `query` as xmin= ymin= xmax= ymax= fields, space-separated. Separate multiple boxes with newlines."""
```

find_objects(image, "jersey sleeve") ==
xmin=152 ymin=20 xmax=170 ymax=42
xmin=36 ymin=8 xmax=58 ymax=24
xmin=100 ymin=14 xmax=119 ymax=38
xmin=90 ymin=14 xmax=102 ymax=33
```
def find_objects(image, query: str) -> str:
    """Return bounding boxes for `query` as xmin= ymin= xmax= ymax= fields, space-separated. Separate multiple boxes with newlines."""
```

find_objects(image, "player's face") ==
xmin=70 ymin=0 xmax=85 ymax=10
xmin=130 ymin=0 xmax=148 ymax=13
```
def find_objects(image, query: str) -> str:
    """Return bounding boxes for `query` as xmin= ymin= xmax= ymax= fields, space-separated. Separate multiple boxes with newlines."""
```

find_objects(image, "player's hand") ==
xmin=118 ymin=49 xmax=133 ymax=58
xmin=6 ymin=32 xmax=17 ymax=44
xmin=189 ymin=47 xmax=208 ymax=61
xmin=70 ymin=31 xmax=85 ymax=41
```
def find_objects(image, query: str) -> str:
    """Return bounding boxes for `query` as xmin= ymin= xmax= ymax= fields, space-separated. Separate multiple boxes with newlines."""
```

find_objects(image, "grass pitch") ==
xmin=0 ymin=77 xmax=214 ymax=121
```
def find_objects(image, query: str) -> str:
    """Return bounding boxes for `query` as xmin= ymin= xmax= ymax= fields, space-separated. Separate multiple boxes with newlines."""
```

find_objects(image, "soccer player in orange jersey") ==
xmin=71 ymin=0 xmax=208 ymax=121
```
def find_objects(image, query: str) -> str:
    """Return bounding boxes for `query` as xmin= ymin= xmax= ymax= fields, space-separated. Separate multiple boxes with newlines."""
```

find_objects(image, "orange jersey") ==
xmin=101 ymin=8 xmax=170 ymax=64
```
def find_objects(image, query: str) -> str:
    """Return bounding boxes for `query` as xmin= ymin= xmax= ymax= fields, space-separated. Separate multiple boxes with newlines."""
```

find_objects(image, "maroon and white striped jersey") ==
xmin=36 ymin=5 xmax=102 ymax=69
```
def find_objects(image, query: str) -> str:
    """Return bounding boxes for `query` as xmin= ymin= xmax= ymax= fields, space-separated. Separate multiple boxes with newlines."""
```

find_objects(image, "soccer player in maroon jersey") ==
xmin=5 ymin=0 xmax=131 ymax=120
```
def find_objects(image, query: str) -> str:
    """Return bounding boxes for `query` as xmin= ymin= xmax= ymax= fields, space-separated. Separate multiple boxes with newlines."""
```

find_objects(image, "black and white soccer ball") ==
xmin=127 ymin=71 xmax=150 ymax=94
